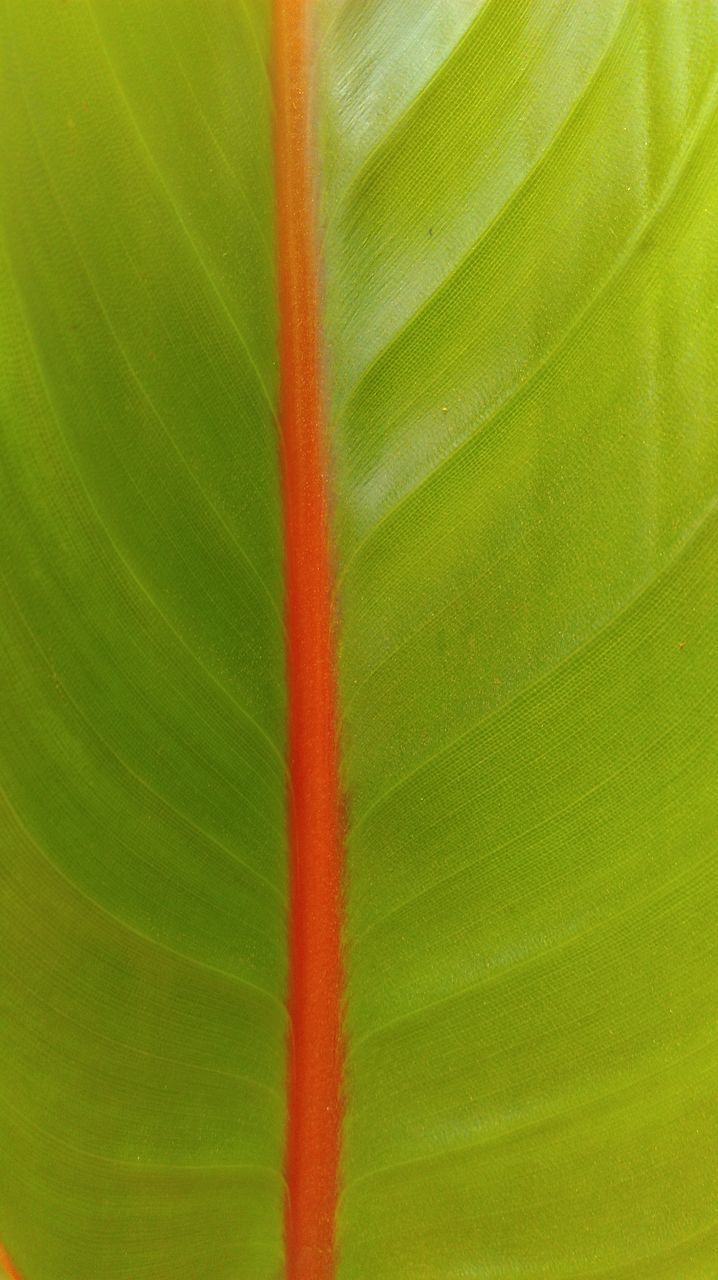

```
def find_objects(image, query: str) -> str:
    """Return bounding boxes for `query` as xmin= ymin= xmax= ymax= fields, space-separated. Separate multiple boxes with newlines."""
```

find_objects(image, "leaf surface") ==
xmin=1 ymin=2 xmax=718 ymax=1278
xmin=318 ymin=1 xmax=718 ymax=1275
xmin=0 ymin=3 xmax=286 ymax=1277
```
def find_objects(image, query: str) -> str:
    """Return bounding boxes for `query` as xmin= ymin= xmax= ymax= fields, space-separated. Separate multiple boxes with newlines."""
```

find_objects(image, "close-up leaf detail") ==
xmin=0 ymin=4 xmax=286 ymax=1277
xmin=1 ymin=2 xmax=717 ymax=1278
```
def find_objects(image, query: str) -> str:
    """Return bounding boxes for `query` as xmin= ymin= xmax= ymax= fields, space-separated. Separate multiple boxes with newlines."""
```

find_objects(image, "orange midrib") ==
xmin=0 ymin=9 xmax=342 ymax=1280
xmin=273 ymin=4 xmax=344 ymax=1280
xmin=0 ymin=1245 xmax=23 ymax=1280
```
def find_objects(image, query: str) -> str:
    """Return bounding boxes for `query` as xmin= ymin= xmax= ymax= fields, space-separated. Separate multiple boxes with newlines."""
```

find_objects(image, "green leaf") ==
xmin=2 ymin=2 xmax=718 ymax=1278
xmin=319 ymin=0 xmax=718 ymax=1275
xmin=0 ymin=3 xmax=286 ymax=1277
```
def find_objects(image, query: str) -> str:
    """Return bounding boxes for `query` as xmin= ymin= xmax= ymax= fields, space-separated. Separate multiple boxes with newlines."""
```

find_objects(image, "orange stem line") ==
xmin=0 ymin=1245 xmax=23 ymax=1280
xmin=3 ymin=10 xmax=343 ymax=1279
xmin=273 ymin=4 xmax=343 ymax=1280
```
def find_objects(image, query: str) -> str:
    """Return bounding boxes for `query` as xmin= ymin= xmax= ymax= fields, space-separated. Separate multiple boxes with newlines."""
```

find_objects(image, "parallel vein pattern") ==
xmin=0 ymin=4 xmax=285 ymax=1277
xmin=319 ymin=1 xmax=718 ymax=1275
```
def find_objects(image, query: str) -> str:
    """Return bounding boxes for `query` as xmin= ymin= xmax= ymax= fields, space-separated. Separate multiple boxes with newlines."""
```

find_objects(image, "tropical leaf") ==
xmin=1 ymin=2 xmax=717 ymax=1279
xmin=0 ymin=3 xmax=286 ymax=1277
xmin=319 ymin=0 xmax=718 ymax=1275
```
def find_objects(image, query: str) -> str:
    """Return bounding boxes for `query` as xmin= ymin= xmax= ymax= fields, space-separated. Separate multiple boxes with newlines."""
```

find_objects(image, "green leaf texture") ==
xmin=0 ymin=3 xmax=286 ymax=1278
xmin=319 ymin=1 xmax=718 ymax=1276
xmin=2 ymin=2 xmax=718 ymax=1278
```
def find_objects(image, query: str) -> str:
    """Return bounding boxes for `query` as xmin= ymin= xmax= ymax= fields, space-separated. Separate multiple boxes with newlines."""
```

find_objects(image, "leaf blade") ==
xmin=320 ymin=1 xmax=718 ymax=1274
xmin=0 ymin=3 xmax=286 ymax=1276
